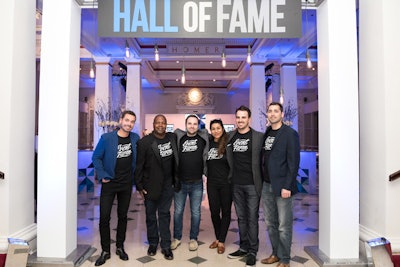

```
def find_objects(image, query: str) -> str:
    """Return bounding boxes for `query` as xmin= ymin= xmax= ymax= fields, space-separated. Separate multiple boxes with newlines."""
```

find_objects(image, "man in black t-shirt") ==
xmin=226 ymin=106 xmax=264 ymax=267
xmin=171 ymin=115 xmax=209 ymax=251
xmin=135 ymin=114 xmax=179 ymax=260
xmin=92 ymin=111 xmax=140 ymax=266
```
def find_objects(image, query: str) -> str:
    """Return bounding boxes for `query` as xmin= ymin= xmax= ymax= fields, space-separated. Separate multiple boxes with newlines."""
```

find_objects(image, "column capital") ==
xmin=93 ymin=57 xmax=114 ymax=66
xmin=125 ymin=58 xmax=142 ymax=65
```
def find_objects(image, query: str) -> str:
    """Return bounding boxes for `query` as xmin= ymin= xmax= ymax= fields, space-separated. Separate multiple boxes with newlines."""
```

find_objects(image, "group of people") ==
xmin=91 ymin=103 xmax=300 ymax=267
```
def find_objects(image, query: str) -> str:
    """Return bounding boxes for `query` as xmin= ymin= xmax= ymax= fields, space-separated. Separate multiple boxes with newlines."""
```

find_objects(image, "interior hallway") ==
xmin=76 ymin=180 xmax=319 ymax=267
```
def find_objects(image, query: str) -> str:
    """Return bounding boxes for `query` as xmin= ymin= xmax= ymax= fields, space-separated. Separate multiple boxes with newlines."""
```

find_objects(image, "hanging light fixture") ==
xmin=154 ymin=44 xmax=160 ymax=62
xmin=89 ymin=0 xmax=96 ymax=79
xmin=279 ymin=86 xmax=284 ymax=104
xmin=125 ymin=39 xmax=130 ymax=58
xmin=221 ymin=51 xmax=227 ymax=68
xmin=89 ymin=59 xmax=95 ymax=78
xmin=181 ymin=65 xmax=186 ymax=84
xmin=305 ymin=0 xmax=313 ymax=69
xmin=246 ymin=45 xmax=252 ymax=64
xmin=306 ymin=49 xmax=313 ymax=68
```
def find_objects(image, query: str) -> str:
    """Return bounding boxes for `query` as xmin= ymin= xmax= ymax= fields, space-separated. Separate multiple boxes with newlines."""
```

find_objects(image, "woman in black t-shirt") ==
xmin=206 ymin=119 xmax=232 ymax=254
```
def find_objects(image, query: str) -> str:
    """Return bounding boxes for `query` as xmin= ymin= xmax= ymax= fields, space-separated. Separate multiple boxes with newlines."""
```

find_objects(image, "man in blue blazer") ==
xmin=92 ymin=110 xmax=140 ymax=266
xmin=261 ymin=102 xmax=300 ymax=267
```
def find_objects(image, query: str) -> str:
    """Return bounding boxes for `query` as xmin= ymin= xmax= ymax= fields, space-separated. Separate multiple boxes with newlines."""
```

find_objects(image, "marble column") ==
xmin=280 ymin=63 xmax=298 ymax=131
xmin=93 ymin=57 xmax=113 ymax=146
xmin=249 ymin=61 xmax=267 ymax=132
xmin=36 ymin=0 xmax=81 ymax=258
xmin=306 ymin=0 xmax=360 ymax=262
xmin=126 ymin=59 xmax=142 ymax=134
xmin=0 ymin=0 xmax=36 ymax=255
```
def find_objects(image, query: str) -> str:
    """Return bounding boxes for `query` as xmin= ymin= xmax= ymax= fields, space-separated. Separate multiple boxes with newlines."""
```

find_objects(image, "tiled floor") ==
xmin=77 ymin=181 xmax=320 ymax=267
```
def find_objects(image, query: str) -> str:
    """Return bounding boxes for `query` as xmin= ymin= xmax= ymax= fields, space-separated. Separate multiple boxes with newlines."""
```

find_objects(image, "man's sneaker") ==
xmin=246 ymin=253 xmax=256 ymax=267
xmin=170 ymin=239 xmax=181 ymax=250
xmin=227 ymin=249 xmax=247 ymax=259
xmin=189 ymin=239 xmax=198 ymax=251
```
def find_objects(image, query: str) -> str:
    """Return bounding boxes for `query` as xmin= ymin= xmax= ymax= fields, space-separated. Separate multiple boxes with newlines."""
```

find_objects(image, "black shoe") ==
xmin=227 ymin=249 xmax=247 ymax=259
xmin=95 ymin=251 xmax=110 ymax=266
xmin=147 ymin=245 xmax=157 ymax=256
xmin=116 ymin=247 xmax=129 ymax=261
xmin=161 ymin=248 xmax=174 ymax=260
xmin=246 ymin=253 xmax=256 ymax=267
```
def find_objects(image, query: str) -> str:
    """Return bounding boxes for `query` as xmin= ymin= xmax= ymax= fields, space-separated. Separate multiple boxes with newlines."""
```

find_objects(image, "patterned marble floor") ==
xmin=77 ymin=182 xmax=320 ymax=267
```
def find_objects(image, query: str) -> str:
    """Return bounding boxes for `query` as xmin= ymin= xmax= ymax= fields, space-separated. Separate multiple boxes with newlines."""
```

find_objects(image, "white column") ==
xmin=249 ymin=61 xmax=267 ymax=132
xmin=126 ymin=59 xmax=142 ymax=134
xmin=37 ymin=0 xmax=81 ymax=258
xmin=359 ymin=0 xmax=400 ymax=251
xmin=93 ymin=58 xmax=113 ymax=146
xmin=269 ymin=74 xmax=281 ymax=104
xmin=280 ymin=63 xmax=298 ymax=131
xmin=316 ymin=0 xmax=359 ymax=259
xmin=0 ymin=0 xmax=37 ymax=253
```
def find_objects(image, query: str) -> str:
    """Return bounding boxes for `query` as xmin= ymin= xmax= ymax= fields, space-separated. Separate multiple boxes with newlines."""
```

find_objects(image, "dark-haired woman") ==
xmin=206 ymin=119 xmax=233 ymax=254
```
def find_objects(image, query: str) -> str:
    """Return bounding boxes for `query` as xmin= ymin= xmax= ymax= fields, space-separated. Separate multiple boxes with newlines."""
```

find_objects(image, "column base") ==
xmin=304 ymin=244 xmax=370 ymax=267
xmin=27 ymin=244 xmax=96 ymax=267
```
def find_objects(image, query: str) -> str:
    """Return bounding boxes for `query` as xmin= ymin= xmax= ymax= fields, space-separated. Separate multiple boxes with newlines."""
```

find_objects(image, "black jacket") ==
xmin=134 ymin=132 xmax=179 ymax=200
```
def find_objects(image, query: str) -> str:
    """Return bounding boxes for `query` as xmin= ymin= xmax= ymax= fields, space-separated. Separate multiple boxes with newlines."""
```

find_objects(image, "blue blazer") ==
xmin=92 ymin=130 xmax=140 ymax=182
xmin=264 ymin=124 xmax=300 ymax=196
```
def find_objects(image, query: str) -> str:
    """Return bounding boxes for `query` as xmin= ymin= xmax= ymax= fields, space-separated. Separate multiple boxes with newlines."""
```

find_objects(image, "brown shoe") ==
xmin=209 ymin=240 xmax=219 ymax=249
xmin=277 ymin=263 xmax=290 ymax=267
xmin=261 ymin=255 xmax=280 ymax=264
xmin=217 ymin=243 xmax=225 ymax=254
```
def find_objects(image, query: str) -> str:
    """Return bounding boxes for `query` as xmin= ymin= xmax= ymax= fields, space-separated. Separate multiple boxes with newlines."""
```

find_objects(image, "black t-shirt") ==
xmin=263 ymin=129 xmax=279 ymax=183
xmin=156 ymin=136 xmax=174 ymax=186
xmin=179 ymin=134 xmax=205 ymax=182
xmin=114 ymin=135 xmax=133 ymax=184
xmin=231 ymin=130 xmax=253 ymax=185
xmin=206 ymin=140 xmax=229 ymax=185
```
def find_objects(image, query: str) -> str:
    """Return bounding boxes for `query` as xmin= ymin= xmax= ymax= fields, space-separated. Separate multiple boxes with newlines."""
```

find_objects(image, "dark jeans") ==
xmin=145 ymin=185 xmax=174 ymax=249
xmin=99 ymin=181 xmax=132 ymax=252
xmin=207 ymin=182 xmax=232 ymax=243
xmin=232 ymin=184 xmax=260 ymax=255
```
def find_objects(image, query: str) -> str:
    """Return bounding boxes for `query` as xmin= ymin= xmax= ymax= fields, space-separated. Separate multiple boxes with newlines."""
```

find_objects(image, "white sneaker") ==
xmin=189 ymin=239 xmax=198 ymax=251
xmin=170 ymin=239 xmax=181 ymax=250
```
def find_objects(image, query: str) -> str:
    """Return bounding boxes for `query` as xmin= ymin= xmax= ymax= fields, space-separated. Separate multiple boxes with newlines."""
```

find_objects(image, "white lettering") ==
xmin=199 ymin=2 xmax=212 ymax=32
xmin=229 ymin=0 xmax=247 ymax=33
xmin=183 ymin=2 xmax=198 ymax=32
xmin=248 ymin=0 xmax=270 ymax=33
xmin=271 ymin=0 xmax=285 ymax=33
xmin=217 ymin=0 xmax=231 ymax=33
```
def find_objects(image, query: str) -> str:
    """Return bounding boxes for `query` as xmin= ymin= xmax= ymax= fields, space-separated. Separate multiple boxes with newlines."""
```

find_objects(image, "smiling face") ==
xmin=235 ymin=110 xmax=251 ymax=133
xmin=118 ymin=113 xmax=136 ymax=136
xmin=153 ymin=115 xmax=167 ymax=138
xmin=210 ymin=122 xmax=224 ymax=141
xmin=267 ymin=103 xmax=284 ymax=129
xmin=185 ymin=116 xmax=199 ymax=137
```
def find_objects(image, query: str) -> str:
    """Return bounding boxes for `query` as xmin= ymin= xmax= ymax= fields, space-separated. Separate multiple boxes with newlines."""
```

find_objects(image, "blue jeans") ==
xmin=262 ymin=182 xmax=293 ymax=264
xmin=232 ymin=184 xmax=260 ymax=255
xmin=145 ymin=184 xmax=174 ymax=249
xmin=173 ymin=180 xmax=203 ymax=240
